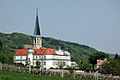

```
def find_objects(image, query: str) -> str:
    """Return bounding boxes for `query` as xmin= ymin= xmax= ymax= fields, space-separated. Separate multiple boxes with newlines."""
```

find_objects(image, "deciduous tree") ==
xmin=89 ymin=52 xmax=107 ymax=71
xmin=100 ymin=58 xmax=120 ymax=76
xmin=35 ymin=60 xmax=41 ymax=68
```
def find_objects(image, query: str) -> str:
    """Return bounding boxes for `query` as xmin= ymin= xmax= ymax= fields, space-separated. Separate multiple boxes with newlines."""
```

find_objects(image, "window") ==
xmin=44 ymin=55 xmax=46 ymax=59
xmin=20 ymin=56 xmax=22 ymax=60
xmin=34 ymin=39 xmax=36 ymax=43
xmin=41 ymin=55 xmax=44 ymax=59
xmin=37 ymin=38 xmax=39 ymax=43
xmin=36 ymin=56 xmax=37 ymax=59
xmin=44 ymin=62 xmax=46 ymax=65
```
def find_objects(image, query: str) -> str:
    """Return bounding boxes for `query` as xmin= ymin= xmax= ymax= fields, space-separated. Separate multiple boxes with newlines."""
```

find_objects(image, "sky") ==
xmin=0 ymin=0 xmax=120 ymax=54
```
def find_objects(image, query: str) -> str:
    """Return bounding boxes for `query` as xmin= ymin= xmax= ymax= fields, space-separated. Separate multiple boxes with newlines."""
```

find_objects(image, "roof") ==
xmin=64 ymin=51 xmax=71 ymax=56
xmin=15 ymin=49 xmax=28 ymax=56
xmin=34 ymin=48 xmax=56 ymax=55
xmin=55 ymin=50 xmax=67 ymax=56
xmin=15 ymin=48 xmax=56 ymax=56
xmin=15 ymin=48 xmax=70 ymax=56
xmin=34 ymin=10 xmax=41 ymax=35
xmin=97 ymin=59 xmax=103 ymax=66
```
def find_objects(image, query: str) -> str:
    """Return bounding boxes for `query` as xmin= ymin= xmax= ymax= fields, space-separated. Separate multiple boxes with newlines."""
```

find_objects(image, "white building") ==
xmin=14 ymin=9 xmax=71 ymax=69
xmin=14 ymin=48 xmax=71 ymax=69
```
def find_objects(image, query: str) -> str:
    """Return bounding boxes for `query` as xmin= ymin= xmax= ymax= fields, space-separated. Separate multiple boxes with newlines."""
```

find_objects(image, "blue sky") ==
xmin=0 ymin=0 xmax=120 ymax=54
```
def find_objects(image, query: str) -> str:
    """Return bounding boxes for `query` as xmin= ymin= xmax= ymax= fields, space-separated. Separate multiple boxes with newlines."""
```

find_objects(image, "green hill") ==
xmin=0 ymin=32 xmax=98 ymax=64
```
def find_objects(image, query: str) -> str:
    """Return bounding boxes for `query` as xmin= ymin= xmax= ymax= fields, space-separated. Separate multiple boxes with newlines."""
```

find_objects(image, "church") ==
xmin=14 ymin=9 xmax=71 ymax=69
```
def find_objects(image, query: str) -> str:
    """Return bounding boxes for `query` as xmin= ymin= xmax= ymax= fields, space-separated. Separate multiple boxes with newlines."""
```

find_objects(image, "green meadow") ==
xmin=0 ymin=71 xmax=87 ymax=80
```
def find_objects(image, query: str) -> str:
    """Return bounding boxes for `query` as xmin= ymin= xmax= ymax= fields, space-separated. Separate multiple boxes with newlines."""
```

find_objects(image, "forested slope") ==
xmin=0 ymin=32 xmax=98 ymax=64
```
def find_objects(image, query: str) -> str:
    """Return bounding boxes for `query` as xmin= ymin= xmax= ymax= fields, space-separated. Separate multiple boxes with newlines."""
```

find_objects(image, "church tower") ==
xmin=33 ymin=9 xmax=42 ymax=49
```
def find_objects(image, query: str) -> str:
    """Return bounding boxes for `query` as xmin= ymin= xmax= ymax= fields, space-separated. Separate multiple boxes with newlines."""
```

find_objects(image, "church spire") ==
xmin=34 ymin=8 xmax=41 ymax=35
xmin=33 ymin=8 xmax=42 ymax=49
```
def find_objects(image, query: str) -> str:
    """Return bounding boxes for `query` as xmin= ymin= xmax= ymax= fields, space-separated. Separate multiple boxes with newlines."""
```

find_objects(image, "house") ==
xmin=14 ymin=9 xmax=71 ymax=69
xmin=95 ymin=59 xmax=107 ymax=69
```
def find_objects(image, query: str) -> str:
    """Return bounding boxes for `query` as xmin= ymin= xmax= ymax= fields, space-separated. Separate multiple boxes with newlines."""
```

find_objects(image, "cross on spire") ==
xmin=36 ymin=8 xmax=38 ymax=15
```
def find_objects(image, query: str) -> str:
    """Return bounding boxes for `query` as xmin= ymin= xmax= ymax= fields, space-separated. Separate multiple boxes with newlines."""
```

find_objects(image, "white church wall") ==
xmin=45 ymin=55 xmax=54 ymax=59
xmin=54 ymin=55 xmax=67 ymax=60
xmin=28 ymin=54 xmax=33 ymax=65
xmin=14 ymin=56 xmax=27 ymax=60
xmin=22 ymin=56 xmax=27 ymax=60
xmin=66 ymin=56 xmax=71 ymax=60
xmin=15 ymin=56 xmax=21 ymax=60
xmin=33 ymin=55 xmax=40 ymax=60
xmin=43 ymin=60 xmax=54 ymax=69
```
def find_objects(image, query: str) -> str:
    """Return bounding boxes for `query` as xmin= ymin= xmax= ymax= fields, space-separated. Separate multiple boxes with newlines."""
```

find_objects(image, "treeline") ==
xmin=0 ymin=48 xmax=14 ymax=64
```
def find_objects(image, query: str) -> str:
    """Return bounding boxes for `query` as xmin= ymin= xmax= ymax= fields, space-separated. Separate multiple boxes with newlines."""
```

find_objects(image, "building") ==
xmin=95 ymin=59 xmax=107 ymax=69
xmin=14 ymin=9 xmax=71 ymax=69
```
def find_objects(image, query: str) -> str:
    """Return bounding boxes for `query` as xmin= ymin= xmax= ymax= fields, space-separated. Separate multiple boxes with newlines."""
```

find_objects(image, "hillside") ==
xmin=0 ymin=32 xmax=98 ymax=64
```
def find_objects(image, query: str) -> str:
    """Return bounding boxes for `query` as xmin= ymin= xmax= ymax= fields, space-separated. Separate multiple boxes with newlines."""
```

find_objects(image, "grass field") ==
xmin=0 ymin=71 xmax=87 ymax=80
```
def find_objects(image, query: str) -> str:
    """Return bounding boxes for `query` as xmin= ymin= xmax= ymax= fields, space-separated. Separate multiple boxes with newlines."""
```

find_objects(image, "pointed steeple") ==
xmin=34 ymin=8 xmax=41 ymax=35
xmin=33 ymin=8 xmax=42 ymax=49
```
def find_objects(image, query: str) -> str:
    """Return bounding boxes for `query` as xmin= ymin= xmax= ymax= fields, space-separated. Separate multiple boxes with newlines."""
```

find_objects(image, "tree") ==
xmin=0 ymin=51 xmax=14 ymax=64
xmin=114 ymin=53 xmax=119 ymax=59
xmin=89 ymin=52 xmax=107 ymax=71
xmin=100 ymin=58 xmax=120 ymax=76
xmin=14 ymin=62 xmax=25 ymax=67
xmin=65 ymin=67 xmax=75 ymax=74
xmin=0 ymin=41 xmax=2 ymax=51
xmin=89 ymin=54 xmax=97 ymax=71
xmin=35 ymin=60 xmax=41 ymax=68
xmin=80 ymin=61 xmax=92 ymax=72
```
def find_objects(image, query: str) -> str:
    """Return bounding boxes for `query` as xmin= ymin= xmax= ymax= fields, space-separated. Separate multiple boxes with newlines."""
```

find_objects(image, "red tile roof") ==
xmin=15 ymin=49 xmax=28 ymax=56
xmin=42 ymin=48 xmax=56 ymax=55
xmin=15 ymin=48 xmax=56 ymax=56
